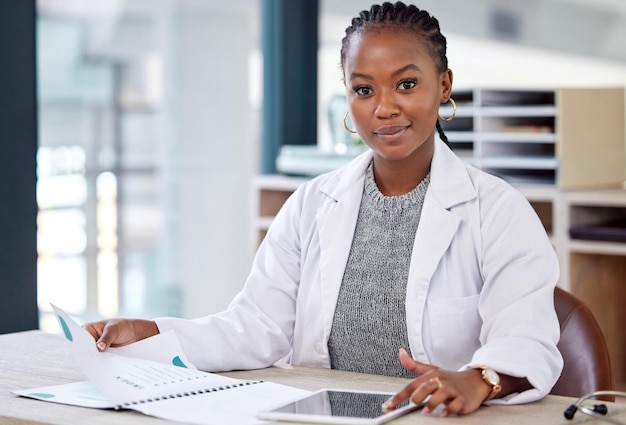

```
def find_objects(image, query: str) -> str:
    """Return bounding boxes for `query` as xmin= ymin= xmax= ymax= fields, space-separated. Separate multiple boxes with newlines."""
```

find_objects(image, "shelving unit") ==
xmin=440 ymin=88 xmax=556 ymax=185
xmin=440 ymin=87 xmax=625 ymax=189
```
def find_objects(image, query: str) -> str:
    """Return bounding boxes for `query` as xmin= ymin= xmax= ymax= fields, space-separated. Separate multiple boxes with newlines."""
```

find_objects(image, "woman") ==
xmin=85 ymin=2 xmax=562 ymax=416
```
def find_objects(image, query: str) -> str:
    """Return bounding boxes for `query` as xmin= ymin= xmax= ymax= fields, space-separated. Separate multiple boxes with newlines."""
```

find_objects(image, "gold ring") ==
xmin=429 ymin=376 xmax=443 ymax=389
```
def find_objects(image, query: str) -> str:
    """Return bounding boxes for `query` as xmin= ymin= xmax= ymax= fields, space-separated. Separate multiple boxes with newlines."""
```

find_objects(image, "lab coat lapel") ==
xmin=410 ymin=139 xmax=476 ymax=284
xmin=316 ymin=151 xmax=372 ymax=336
xmin=409 ymin=198 xmax=460 ymax=285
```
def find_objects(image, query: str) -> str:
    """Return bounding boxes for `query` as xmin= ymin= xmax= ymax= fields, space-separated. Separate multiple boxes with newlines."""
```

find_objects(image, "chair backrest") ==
xmin=550 ymin=287 xmax=614 ymax=401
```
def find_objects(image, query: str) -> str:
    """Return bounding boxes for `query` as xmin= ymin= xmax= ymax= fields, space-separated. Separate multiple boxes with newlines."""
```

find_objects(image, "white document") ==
xmin=13 ymin=317 xmax=199 ymax=409
xmin=14 ymin=305 xmax=310 ymax=425
xmin=133 ymin=382 xmax=310 ymax=425
xmin=13 ymin=380 xmax=114 ymax=409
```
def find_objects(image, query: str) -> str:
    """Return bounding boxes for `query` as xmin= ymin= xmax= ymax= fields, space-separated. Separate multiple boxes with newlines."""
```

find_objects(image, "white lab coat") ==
xmin=156 ymin=139 xmax=563 ymax=404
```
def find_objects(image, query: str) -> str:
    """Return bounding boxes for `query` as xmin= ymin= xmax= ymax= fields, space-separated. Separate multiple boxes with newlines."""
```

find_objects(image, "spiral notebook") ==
xmin=13 ymin=305 xmax=309 ymax=425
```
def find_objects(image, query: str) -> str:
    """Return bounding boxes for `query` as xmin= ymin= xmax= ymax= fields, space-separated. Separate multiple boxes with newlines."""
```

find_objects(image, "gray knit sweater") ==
xmin=328 ymin=162 xmax=430 ymax=378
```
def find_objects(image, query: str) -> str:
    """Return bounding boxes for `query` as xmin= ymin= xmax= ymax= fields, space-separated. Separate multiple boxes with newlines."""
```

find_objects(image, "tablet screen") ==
xmin=257 ymin=389 xmax=418 ymax=425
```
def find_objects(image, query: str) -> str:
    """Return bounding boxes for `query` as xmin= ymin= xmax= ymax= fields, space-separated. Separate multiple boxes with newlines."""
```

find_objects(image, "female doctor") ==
xmin=84 ymin=1 xmax=563 ymax=416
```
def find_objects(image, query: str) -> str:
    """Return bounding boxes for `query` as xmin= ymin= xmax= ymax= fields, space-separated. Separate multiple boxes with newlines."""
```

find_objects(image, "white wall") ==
xmin=155 ymin=2 xmax=258 ymax=319
xmin=446 ymin=34 xmax=626 ymax=89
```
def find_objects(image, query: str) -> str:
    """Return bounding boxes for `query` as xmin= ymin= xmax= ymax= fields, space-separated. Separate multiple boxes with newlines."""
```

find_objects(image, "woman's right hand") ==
xmin=83 ymin=319 xmax=159 ymax=352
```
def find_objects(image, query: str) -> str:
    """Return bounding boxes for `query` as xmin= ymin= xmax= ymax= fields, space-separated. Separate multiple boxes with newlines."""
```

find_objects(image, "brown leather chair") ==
xmin=550 ymin=287 xmax=614 ymax=401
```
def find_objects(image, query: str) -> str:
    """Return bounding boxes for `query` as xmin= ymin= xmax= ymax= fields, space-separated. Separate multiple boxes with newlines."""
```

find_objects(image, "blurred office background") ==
xmin=31 ymin=0 xmax=626 ymax=330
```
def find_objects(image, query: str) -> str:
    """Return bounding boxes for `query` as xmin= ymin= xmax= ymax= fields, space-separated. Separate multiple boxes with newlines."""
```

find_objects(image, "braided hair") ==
xmin=340 ymin=1 xmax=451 ymax=145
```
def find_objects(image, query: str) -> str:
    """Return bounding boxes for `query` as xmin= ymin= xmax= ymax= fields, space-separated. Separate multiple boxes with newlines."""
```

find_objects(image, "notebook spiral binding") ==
xmin=116 ymin=380 xmax=265 ymax=410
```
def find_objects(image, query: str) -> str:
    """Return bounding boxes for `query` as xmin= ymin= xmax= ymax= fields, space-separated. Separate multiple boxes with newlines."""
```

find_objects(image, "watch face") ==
xmin=485 ymin=368 xmax=500 ymax=384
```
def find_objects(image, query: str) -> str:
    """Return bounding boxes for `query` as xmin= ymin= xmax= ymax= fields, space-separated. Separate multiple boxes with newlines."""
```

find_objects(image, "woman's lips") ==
xmin=374 ymin=125 xmax=410 ymax=141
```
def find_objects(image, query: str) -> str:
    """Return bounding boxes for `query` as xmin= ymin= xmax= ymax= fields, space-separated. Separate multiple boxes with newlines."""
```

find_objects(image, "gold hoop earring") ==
xmin=343 ymin=112 xmax=357 ymax=134
xmin=438 ymin=97 xmax=457 ymax=122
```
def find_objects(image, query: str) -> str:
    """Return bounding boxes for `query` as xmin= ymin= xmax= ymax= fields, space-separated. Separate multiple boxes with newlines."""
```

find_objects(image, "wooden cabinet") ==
xmin=250 ymin=175 xmax=308 ymax=248
xmin=558 ymin=190 xmax=626 ymax=390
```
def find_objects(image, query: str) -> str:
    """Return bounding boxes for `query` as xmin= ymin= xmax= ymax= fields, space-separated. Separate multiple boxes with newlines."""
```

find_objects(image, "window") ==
xmin=37 ymin=1 xmax=260 ymax=329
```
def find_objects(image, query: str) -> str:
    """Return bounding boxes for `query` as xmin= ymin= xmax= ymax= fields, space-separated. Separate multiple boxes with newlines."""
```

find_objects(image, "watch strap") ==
xmin=474 ymin=366 xmax=502 ymax=401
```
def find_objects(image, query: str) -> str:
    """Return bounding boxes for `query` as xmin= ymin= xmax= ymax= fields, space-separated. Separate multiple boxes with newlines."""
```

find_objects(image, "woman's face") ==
xmin=343 ymin=27 xmax=452 ymax=164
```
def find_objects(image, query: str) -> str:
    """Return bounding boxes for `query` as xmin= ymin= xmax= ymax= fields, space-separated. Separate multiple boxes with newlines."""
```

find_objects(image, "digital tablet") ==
xmin=257 ymin=388 xmax=421 ymax=425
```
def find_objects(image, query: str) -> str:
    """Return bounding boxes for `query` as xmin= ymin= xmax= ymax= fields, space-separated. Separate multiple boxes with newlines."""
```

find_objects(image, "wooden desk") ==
xmin=1 ymin=330 xmax=624 ymax=425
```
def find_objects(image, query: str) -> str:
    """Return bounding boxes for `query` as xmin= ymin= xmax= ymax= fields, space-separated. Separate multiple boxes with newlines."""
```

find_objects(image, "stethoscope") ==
xmin=564 ymin=391 xmax=626 ymax=424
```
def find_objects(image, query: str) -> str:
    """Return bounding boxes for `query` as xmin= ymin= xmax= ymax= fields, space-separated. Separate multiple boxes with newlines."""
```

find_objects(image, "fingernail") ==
xmin=422 ymin=406 xmax=431 ymax=415
xmin=97 ymin=341 xmax=106 ymax=351
xmin=399 ymin=348 xmax=408 ymax=355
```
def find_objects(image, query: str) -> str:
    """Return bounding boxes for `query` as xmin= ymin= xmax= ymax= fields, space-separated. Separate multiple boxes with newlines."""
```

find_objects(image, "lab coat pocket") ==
xmin=426 ymin=294 xmax=481 ymax=368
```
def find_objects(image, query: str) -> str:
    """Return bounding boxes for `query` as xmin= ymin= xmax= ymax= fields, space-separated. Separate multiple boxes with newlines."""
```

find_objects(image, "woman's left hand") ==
xmin=382 ymin=349 xmax=491 ymax=416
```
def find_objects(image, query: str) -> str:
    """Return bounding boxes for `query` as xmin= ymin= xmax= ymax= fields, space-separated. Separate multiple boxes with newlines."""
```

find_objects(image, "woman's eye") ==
xmin=354 ymin=86 xmax=373 ymax=96
xmin=398 ymin=80 xmax=416 ymax=90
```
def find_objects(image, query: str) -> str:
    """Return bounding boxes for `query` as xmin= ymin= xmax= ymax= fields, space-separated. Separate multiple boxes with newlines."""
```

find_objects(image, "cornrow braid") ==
xmin=436 ymin=120 xmax=450 ymax=146
xmin=341 ymin=2 xmax=448 ymax=74
xmin=341 ymin=2 xmax=451 ymax=146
